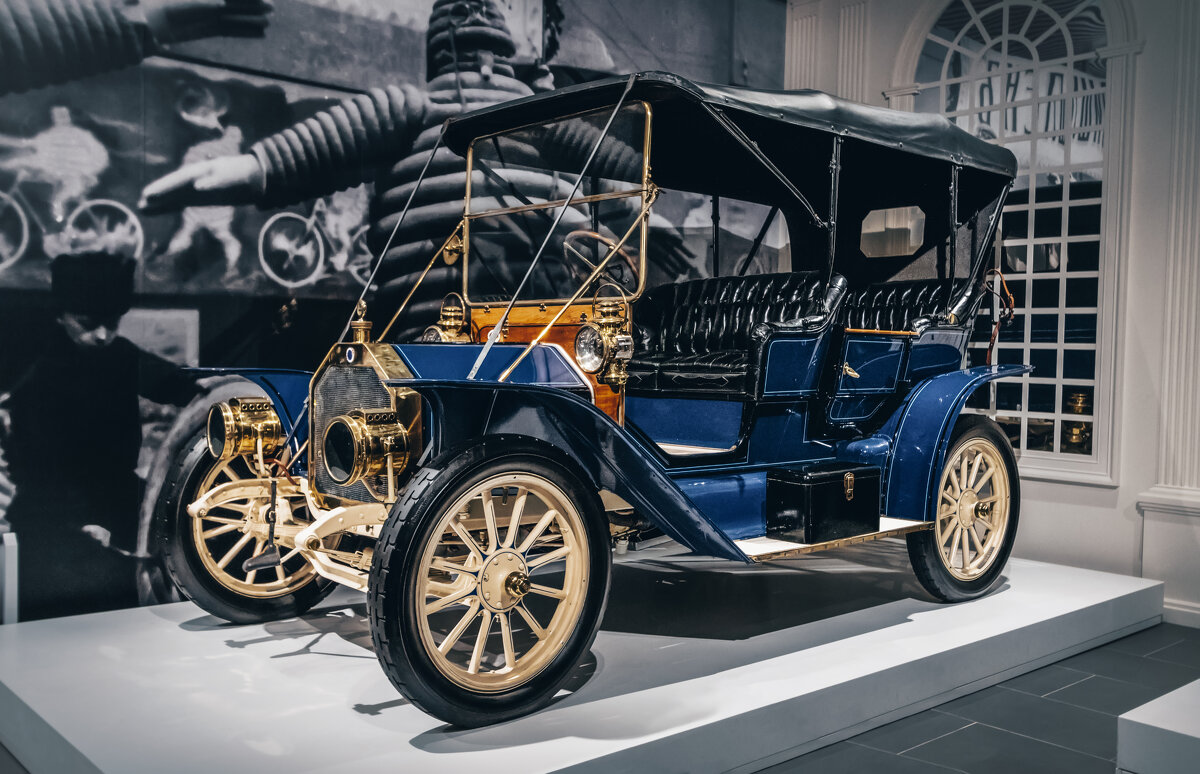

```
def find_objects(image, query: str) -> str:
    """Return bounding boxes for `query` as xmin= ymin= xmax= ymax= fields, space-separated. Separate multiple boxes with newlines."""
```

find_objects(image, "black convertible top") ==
xmin=444 ymin=71 xmax=1017 ymax=178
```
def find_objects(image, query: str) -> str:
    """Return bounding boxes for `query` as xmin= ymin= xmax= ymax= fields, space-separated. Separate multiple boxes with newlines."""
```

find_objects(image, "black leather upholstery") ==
xmin=629 ymin=272 xmax=827 ymax=395
xmin=839 ymin=280 xmax=949 ymax=331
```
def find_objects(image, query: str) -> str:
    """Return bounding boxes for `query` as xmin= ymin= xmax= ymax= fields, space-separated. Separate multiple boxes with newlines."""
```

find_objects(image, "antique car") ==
xmin=156 ymin=71 xmax=1027 ymax=727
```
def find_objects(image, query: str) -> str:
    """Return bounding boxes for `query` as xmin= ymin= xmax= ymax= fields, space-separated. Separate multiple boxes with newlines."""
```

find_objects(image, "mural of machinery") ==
xmin=141 ymin=0 xmax=546 ymax=340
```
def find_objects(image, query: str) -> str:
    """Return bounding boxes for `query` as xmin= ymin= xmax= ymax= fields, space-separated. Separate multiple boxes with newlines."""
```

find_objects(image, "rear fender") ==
xmin=396 ymin=380 xmax=747 ymax=562
xmin=869 ymin=365 xmax=1031 ymax=522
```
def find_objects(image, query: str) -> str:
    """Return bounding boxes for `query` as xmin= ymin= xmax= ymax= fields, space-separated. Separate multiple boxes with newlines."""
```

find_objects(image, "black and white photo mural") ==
xmin=914 ymin=0 xmax=1109 ymax=464
xmin=0 ymin=0 xmax=786 ymax=621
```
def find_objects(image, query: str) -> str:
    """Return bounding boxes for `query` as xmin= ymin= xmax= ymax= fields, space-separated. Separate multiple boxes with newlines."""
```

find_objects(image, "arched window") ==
xmin=914 ymin=0 xmax=1109 ymax=462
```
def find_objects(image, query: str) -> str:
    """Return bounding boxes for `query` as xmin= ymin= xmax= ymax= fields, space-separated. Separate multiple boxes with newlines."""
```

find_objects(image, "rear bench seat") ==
xmin=628 ymin=273 xmax=950 ymax=397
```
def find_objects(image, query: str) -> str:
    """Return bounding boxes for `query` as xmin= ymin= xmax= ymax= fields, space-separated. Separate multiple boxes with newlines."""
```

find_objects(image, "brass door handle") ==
xmin=842 ymin=362 xmax=860 ymax=379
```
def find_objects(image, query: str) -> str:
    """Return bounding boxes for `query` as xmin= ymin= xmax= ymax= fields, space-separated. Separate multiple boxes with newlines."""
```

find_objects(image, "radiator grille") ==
xmin=311 ymin=362 xmax=392 ymax=502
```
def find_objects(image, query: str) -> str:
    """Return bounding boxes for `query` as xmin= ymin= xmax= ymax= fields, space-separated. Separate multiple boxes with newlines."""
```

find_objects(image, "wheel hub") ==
xmin=955 ymin=490 xmax=979 ymax=527
xmin=477 ymin=550 xmax=529 ymax=612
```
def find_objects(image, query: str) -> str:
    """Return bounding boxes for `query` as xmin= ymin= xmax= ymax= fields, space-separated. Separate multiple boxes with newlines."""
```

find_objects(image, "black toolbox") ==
xmin=766 ymin=462 xmax=881 ymax=544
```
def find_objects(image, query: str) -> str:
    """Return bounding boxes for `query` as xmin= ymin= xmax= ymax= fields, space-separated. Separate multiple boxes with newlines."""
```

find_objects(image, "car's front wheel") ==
xmin=907 ymin=415 xmax=1019 ymax=602
xmin=368 ymin=449 xmax=611 ymax=727
xmin=155 ymin=431 xmax=337 ymax=623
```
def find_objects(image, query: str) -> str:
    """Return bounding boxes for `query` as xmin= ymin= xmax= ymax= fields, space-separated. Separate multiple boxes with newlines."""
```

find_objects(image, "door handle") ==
xmin=841 ymin=362 xmax=860 ymax=379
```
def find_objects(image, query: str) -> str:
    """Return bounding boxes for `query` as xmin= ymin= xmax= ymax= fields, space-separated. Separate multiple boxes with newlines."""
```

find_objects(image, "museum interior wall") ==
xmin=784 ymin=0 xmax=1199 ymax=623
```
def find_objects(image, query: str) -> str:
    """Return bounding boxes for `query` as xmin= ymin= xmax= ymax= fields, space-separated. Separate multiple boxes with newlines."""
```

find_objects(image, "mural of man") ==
xmin=163 ymin=124 xmax=246 ymax=276
xmin=0 ymin=251 xmax=202 ymax=620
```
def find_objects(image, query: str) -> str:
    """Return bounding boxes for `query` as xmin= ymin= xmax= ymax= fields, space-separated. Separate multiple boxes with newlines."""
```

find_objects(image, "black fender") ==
xmin=391 ymin=379 xmax=746 ymax=561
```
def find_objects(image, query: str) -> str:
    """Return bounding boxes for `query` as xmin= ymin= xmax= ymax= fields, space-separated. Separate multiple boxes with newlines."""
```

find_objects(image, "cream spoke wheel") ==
xmin=934 ymin=436 xmax=1012 ymax=581
xmin=191 ymin=455 xmax=319 ymax=598
xmin=415 ymin=472 xmax=590 ymax=693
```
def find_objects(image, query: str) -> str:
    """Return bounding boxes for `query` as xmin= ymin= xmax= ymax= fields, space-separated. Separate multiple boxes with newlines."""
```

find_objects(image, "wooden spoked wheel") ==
xmin=414 ymin=472 xmax=590 ymax=693
xmin=191 ymin=456 xmax=316 ymax=598
xmin=934 ymin=436 xmax=1012 ymax=581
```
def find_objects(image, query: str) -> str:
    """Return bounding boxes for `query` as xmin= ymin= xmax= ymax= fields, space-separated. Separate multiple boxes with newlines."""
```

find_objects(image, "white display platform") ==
xmin=0 ymin=543 xmax=1162 ymax=774
xmin=1118 ymin=678 xmax=1200 ymax=774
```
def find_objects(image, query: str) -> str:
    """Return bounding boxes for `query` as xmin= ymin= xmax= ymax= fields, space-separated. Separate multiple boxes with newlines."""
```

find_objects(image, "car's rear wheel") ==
xmin=156 ymin=431 xmax=336 ymax=623
xmin=368 ymin=449 xmax=610 ymax=727
xmin=907 ymin=415 xmax=1019 ymax=602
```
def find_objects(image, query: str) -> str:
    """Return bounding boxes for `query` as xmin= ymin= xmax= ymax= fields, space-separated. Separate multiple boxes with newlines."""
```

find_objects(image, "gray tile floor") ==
xmin=765 ymin=623 xmax=1200 ymax=774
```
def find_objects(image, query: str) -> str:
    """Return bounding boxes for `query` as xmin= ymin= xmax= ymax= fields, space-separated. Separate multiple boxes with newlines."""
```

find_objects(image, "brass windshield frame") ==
xmin=461 ymin=101 xmax=653 ymax=307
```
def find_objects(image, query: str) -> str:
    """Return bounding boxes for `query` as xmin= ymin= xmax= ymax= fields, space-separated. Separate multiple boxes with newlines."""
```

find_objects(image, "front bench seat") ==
xmin=628 ymin=272 xmax=829 ymax=396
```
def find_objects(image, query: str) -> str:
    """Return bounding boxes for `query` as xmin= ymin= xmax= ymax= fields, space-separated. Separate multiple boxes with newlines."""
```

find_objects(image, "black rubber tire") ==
xmin=368 ymin=446 xmax=611 ymax=727
xmin=906 ymin=415 xmax=1020 ymax=602
xmin=155 ymin=431 xmax=337 ymax=624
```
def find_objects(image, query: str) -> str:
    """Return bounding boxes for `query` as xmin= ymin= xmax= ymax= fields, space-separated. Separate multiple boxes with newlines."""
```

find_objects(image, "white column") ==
xmin=837 ymin=1 xmax=868 ymax=102
xmin=785 ymin=0 xmax=821 ymax=90
xmin=1138 ymin=0 xmax=1200 ymax=626
xmin=1154 ymin=1 xmax=1200 ymax=496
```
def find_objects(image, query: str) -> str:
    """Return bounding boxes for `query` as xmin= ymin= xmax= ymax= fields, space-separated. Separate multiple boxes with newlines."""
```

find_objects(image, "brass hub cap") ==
xmin=478 ymin=550 xmax=530 ymax=612
xmin=414 ymin=472 xmax=589 ymax=693
xmin=935 ymin=437 xmax=1011 ymax=581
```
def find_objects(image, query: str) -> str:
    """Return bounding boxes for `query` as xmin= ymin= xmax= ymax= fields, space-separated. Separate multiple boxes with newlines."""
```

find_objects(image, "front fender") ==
xmin=392 ymin=379 xmax=747 ymax=562
xmin=188 ymin=368 xmax=312 ymax=448
xmin=875 ymin=365 xmax=1031 ymax=522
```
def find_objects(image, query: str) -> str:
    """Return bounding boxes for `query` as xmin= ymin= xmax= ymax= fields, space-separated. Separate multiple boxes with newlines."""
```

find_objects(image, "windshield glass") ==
xmin=463 ymin=103 xmax=649 ymax=304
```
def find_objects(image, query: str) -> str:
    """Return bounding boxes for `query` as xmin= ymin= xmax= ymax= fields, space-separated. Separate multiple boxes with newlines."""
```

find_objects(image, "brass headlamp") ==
xmin=322 ymin=409 xmax=409 ymax=486
xmin=574 ymin=287 xmax=633 ymax=388
xmin=207 ymin=398 xmax=284 ymax=462
xmin=420 ymin=292 xmax=471 ymax=343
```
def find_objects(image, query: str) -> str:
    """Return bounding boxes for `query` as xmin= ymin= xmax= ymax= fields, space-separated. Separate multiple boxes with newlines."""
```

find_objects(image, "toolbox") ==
xmin=766 ymin=462 xmax=881 ymax=544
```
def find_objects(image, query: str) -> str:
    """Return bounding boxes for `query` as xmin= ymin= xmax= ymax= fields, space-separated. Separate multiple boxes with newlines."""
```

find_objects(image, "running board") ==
xmin=735 ymin=517 xmax=931 ymax=562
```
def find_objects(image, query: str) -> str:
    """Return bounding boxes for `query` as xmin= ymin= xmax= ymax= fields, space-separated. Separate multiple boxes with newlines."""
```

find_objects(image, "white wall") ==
xmin=787 ymin=0 xmax=1200 ymax=621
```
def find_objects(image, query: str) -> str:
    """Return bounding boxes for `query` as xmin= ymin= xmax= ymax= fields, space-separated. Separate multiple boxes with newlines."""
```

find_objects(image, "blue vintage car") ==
xmin=158 ymin=72 xmax=1026 ymax=727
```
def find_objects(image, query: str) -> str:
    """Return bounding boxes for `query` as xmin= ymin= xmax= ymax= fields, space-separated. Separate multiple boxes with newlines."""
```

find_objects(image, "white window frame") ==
xmin=887 ymin=0 xmax=1140 ymax=487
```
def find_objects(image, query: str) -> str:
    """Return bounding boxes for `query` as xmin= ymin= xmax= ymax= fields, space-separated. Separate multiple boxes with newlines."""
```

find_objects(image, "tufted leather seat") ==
xmin=839 ymin=280 xmax=949 ymax=331
xmin=629 ymin=272 xmax=827 ymax=396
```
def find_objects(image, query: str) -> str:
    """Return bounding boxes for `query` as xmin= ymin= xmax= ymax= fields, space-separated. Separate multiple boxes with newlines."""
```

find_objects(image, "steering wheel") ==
xmin=562 ymin=230 xmax=639 ymax=289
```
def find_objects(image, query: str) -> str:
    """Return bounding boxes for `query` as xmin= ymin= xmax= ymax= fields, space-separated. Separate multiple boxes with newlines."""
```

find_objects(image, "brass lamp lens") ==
xmin=324 ymin=418 xmax=357 ymax=485
xmin=574 ymin=323 xmax=607 ymax=373
xmin=206 ymin=403 xmax=230 ymax=459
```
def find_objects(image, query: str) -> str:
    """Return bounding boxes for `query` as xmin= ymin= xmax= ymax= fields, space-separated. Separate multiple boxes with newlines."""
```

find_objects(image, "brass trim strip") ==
xmin=737 ymin=518 xmax=932 ymax=562
xmin=844 ymin=328 xmax=920 ymax=336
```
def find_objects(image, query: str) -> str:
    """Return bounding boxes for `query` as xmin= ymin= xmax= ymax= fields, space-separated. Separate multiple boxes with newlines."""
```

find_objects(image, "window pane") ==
xmin=1026 ymin=418 xmax=1055 ymax=451
xmin=1060 ymin=420 xmax=1093 ymax=454
xmin=1062 ymin=386 xmax=1094 ymax=416
xmin=1065 ymin=313 xmax=1097 ymax=343
xmin=1032 ymin=278 xmax=1059 ymax=307
xmin=1066 ymin=277 xmax=1098 ymax=307
xmin=1067 ymin=241 xmax=1099 ymax=271
xmin=1063 ymin=349 xmax=1095 ymax=379
xmin=1028 ymin=383 xmax=1057 ymax=413
xmin=1029 ymin=348 xmax=1057 ymax=378
xmin=1069 ymin=204 xmax=1102 ymax=235
xmin=1030 ymin=314 xmax=1059 ymax=342
xmin=996 ymin=382 xmax=1023 ymax=410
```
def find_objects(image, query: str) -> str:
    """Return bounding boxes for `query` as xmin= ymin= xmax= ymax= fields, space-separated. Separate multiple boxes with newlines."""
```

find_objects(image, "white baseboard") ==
xmin=1163 ymin=596 xmax=1200 ymax=628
